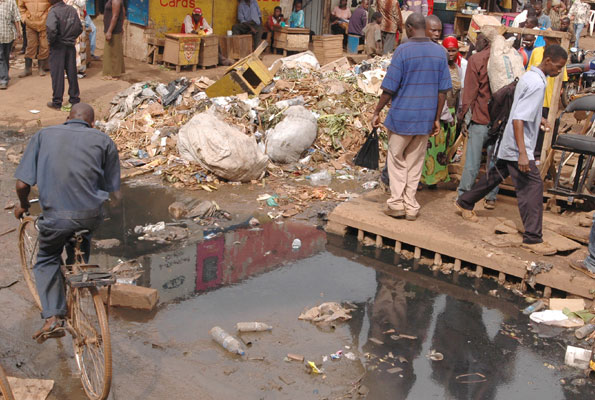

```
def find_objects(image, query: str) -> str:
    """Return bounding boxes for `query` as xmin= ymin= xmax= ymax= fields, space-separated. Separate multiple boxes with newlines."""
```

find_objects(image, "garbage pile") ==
xmin=99 ymin=53 xmax=394 ymax=199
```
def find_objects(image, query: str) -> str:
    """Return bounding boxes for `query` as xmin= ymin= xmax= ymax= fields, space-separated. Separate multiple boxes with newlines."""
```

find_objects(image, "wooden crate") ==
xmin=312 ymin=34 xmax=343 ymax=65
xmin=163 ymin=33 xmax=200 ymax=72
xmin=274 ymin=27 xmax=310 ymax=55
xmin=199 ymin=35 xmax=219 ymax=68
xmin=147 ymin=36 xmax=165 ymax=65
xmin=219 ymin=34 xmax=253 ymax=60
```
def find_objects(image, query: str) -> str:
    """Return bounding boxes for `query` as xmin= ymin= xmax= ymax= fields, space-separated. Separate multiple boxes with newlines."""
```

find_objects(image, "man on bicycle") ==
xmin=14 ymin=103 xmax=121 ymax=341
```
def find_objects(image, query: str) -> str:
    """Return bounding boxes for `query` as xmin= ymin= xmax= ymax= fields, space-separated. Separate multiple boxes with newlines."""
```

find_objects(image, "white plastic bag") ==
xmin=487 ymin=35 xmax=526 ymax=93
xmin=265 ymin=105 xmax=318 ymax=163
xmin=177 ymin=111 xmax=269 ymax=182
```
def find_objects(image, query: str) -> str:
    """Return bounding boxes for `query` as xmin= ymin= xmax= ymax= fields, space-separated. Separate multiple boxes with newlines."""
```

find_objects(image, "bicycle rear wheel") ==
xmin=0 ymin=364 xmax=15 ymax=400
xmin=71 ymin=287 xmax=112 ymax=400
xmin=18 ymin=216 xmax=41 ymax=310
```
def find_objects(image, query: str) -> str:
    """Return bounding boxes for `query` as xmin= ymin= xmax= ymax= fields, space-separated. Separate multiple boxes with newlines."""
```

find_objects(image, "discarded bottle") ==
xmin=292 ymin=238 xmax=302 ymax=250
xmin=575 ymin=323 xmax=595 ymax=339
xmin=209 ymin=326 xmax=245 ymax=356
xmin=522 ymin=300 xmax=545 ymax=315
xmin=236 ymin=322 xmax=273 ymax=332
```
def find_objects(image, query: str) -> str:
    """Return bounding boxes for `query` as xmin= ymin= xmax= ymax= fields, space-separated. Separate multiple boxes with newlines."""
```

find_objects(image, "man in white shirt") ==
xmin=183 ymin=7 xmax=212 ymax=35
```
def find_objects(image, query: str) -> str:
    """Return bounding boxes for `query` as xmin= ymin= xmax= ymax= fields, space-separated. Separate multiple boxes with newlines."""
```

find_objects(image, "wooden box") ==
xmin=312 ymin=35 xmax=343 ymax=65
xmin=163 ymin=33 xmax=200 ymax=71
xmin=274 ymin=27 xmax=310 ymax=55
xmin=199 ymin=35 xmax=219 ymax=68
xmin=219 ymin=34 xmax=253 ymax=60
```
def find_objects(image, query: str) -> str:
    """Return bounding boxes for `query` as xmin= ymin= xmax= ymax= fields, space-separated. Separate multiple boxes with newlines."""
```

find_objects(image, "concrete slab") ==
xmin=327 ymin=189 xmax=594 ymax=300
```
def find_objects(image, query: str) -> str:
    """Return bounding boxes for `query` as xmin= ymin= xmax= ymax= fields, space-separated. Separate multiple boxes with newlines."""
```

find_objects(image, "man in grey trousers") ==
xmin=14 ymin=103 xmax=120 ymax=341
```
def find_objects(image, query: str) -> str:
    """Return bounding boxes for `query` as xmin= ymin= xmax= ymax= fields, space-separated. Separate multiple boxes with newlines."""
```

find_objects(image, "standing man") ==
xmin=405 ymin=0 xmax=428 ymax=16
xmin=84 ymin=12 xmax=98 ymax=60
xmin=548 ymin=0 xmax=566 ymax=30
xmin=425 ymin=14 xmax=442 ymax=43
xmin=103 ymin=0 xmax=124 ymax=79
xmin=0 ymin=0 xmax=22 ymax=89
xmin=456 ymin=33 xmax=499 ymax=209
xmin=14 ymin=103 xmax=121 ymax=340
xmin=348 ymin=0 xmax=369 ymax=41
xmin=18 ymin=0 xmax=50 ymax=77
xmin=232 ymin=0 xmax=263 ymax=50
xmin=45 ymin=0 xmax=81 ymax=109
xmin=376 ymin=0 xmax=403 ymax=54
xmin=568 ymin=0 xmax=590 ymax=48
xmin=455 ymin=45 xmax=568 ymax=256
xmin=373 ymin=13 xmax=451 ymax=221
xmin=534 ymin=2 xmax=551 ymax=29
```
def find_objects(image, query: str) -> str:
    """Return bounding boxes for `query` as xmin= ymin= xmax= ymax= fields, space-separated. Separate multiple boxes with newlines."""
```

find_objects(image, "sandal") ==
xmin=33 ymin=317 xmax=66 ymax=343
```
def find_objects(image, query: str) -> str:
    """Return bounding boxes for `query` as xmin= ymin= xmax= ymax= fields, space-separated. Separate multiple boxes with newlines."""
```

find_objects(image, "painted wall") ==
xmin=149 ymin=0 xmax=282 ymax=36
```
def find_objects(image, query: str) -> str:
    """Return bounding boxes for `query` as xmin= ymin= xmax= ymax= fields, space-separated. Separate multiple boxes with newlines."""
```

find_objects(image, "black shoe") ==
xmin=47 ymin=101 xmax=61 ymax=110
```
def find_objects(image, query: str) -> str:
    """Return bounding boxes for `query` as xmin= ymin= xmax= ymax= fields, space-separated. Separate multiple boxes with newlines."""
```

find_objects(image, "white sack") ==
xmin=488 ymin=35 xmax=526 ymax=93
xmin=265 ymin=105 xmax=318 ymax=163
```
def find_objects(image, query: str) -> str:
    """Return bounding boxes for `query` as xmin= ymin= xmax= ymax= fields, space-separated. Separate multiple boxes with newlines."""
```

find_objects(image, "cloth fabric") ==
xmin=569 ymin=0 xmax=590 ymax=25
xmin=0 ymin=0 xmax=21 ymax=43
xmin=526 ymin=46 xmax=567 ymax=108
xmin=0 ymin=41 xmax=12 ymax=84
xmin=538 ymin=14 xmax=551 ymax=29
xmin=364 ymin=22 xmax=382 ymax=55
xmin=382 ymin=30 xmax=396 ymax=54
xmin=584 ymin=214 xmax=595 ymax=272
xmin=460 ymin=46 xmax=491 ymax=125
xmin=18 ymin=0 xmax=50 ymax=32
xmin=405 ymin=0 xmax=428 ymax=16
xmin=48 ymin=44 xmax=79 ymax=106
xmin=103 ymin=0 xmax=123 ymax=34
xmin=183 ymin=14 xmax=213 ymax=34
xmin=24 ymin=24 xmax=48 ymax=59
xmin=574 ymin=23 xmax=584 ymax=46
xmin=15 ymin=119 xmax=121 ymax=219
xmin=46 ymin=1 xmax=82 ymax=47
xmin=549 ymin=8 xmax=563 ymax=30
xmin=457 ymin=122 xmax=499 ymax=201
xmin=34 ymin=215 xmax=101 ymax=318
xmin=238 ymin=0 xmax=261 ymax=25
xmin=377 ymin=0 xmax=401 ymax=34
xmin=348 ymin=6 xmax=367 ymax=35
xmin=497 ymin=66 xmax=547 ymax=162
xmin=266 ymin=15 xmax=282 ymax=31
xmin=460 ymin=57 xmax=467 ymax=90
xmin=102 ymin=32 xmax=124 ymax=77
xmin=289 ymin=10 xmax=304 ymax=28
xmin=331 ymin=5 xmax=351 ymax=24
xmin=64 ymin=0 xmax=86 ymax=73
xmin=231 ymin=21 xmax=262 ymax=48
xmin=386 ymin=132 xmax=429 ymax=214
xmin=458 ymin=159 xmax=544 ymax=244
xmin=381 ymin=37 xmax=451 ymax=136
xmin=422 ymin=107 xmax=457 ymax=185
xmin=84 ymin=13 xmax=95 ymax=55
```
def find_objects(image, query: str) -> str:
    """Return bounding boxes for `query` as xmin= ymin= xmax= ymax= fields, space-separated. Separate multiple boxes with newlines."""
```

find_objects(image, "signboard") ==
xmin=128 ymin=0 xmax=150 ymax=26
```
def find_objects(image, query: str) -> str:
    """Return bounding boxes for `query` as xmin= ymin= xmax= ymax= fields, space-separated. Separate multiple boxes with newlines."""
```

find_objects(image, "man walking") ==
xmin=457 ymin=33 xmax=499 ymax=209
xmin=45 ymin=0 xmax=81 ymax=109
xmin=232 ymin=0 xmax=263 ymax=50
xmin=376 ymin=0 xmax=402 ymax=54
xmin=373 ymin=13 xmax=451 ymax=221
xmin=0 ymin=0 xmax=22 ymax=89
xmin=455 ymin=45 xmax=568 ymax=256
xmin=18 ymin=0 xmax=50 ymax=77
xmin=348 ymin=0 xmax=369 ymax=41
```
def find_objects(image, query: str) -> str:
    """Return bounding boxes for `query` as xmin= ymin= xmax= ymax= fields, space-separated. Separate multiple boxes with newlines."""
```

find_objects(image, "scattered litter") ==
xmin=525 ymin=262 xmax=553 ymax=289
xmin=168 ymin=201 xmax=188 ymax=219
xmin=287 ymin=353 xmax=304 ymax=362
xmin=279 ymin=375 xmax=296 ymax=385
xmin=522 ymin=300 xmax=545 ymax=315
xmin=564 ymin=345 xmax=592 ymax=369
xmin=426 ymin=350 xmax=444 ymax=361
xmin=4 ymin=201 xmax=15 ymax=210
xmin=134 ymin=222 xmax=189 ymax=243
xmin=248 ymin=217 xmax=260 ymax=226
xmin=344 ymin=352 xmax=357 ymax=361
xmin=292 ymin=238 xmax=302 ymax=250
xmin=309 ymin=170 xmax=332 ymax=186
xmin=455 ymin=373 xmax=487 ymax=384
xmin=330 ymin=350 xmax=343 ymax=360
xmin=398 ymin=356 xmax=408 ymax=363
xmin=369 ymin=338 xmax=384 ymax=345
xmin=383 ymin=329 xmax=395 ymax=334
xmin=236 ymin=322 xmax=272 ymax=332
xmin=529 ymin=310 xmax=584 ymax=328
xmin=307 ymin=361 xmax=322 ymax=374
xmin=387 ymin=367 xmax=403 ymax=374
xmin=29 ymin=109 xmax=40 ymax=114
xmin=549 ymin=298 xmax=586 ymax=312
xmin=362 ymin=181 xmax=379 ymax=190
xmin=298 ymin=302 xmax=354 ymax=324
xmin=210 ymin=326 xmax=245 ymax=356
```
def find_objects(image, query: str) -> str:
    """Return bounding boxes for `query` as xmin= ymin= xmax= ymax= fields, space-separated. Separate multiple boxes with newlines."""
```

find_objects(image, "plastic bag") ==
xmin=265 ymin=106 xmax=318 ymax=163
xmin=353 ymin=128 xmax=379 ymax=170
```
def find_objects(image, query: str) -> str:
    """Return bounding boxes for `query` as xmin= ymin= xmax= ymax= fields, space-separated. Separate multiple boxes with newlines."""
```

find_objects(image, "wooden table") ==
xmin=198 ymin=35 xmax=219 ymax=69
xmin=273 ymin=27 xmax=310 ymax=55
xmin=163 ymin=33 xmax=201 ymax=72
xmin=454 ymin=12 xmax=472 ymax=36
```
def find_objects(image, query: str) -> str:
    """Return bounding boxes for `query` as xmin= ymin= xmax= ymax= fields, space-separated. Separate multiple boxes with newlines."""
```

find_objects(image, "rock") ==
xmin=94 ymin=238 xmax=121 ymax=249
xmin=146 ymin=101 xmax=165 ymax=117
xmin=168 ymin=202 xmax=188 ymax=219
xmin=100 ymin=284 xmax=159 ymax=310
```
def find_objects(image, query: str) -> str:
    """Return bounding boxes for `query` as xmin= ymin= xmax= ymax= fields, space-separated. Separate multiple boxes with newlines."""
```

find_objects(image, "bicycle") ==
xmin=17 ymin=215 xmax=115 ymax=400
xmin=0 ymin=363 xmax=15 ymax=400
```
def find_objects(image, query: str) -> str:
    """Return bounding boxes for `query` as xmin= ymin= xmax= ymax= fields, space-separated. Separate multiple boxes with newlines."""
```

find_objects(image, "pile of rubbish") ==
xmin=99 ymin=53 xmax=394 ymax=200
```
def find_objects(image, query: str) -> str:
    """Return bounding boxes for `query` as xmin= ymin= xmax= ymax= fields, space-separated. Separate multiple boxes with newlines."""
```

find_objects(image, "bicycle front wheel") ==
xmin=18 ymin=216 xmax=41 ymax=310
xmin=71 ymin=287 xmax=112 ymax=400
xmin=0 ymin=364 xmax=15 ymax=400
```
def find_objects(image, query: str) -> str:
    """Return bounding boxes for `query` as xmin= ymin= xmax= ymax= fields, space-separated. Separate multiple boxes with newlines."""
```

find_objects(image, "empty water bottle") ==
xmin=236 ymin=322 xmax=273 ymax=332
xmin=575 ymin=323 xmax=595 ymax=339
xmin=522 ymin=300 xmax=545 ymax=315
xmin=209 ymin=326 xmax=246 ymax=356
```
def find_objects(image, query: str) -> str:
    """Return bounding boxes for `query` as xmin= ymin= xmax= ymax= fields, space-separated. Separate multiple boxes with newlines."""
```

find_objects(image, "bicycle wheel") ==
xmin=0 ymin=364 xmax=15 ymax=400
xmin=71 ymin=287 xmax=112 ymax=400
xmin=18 ymin=216 xmax=41 ymax=310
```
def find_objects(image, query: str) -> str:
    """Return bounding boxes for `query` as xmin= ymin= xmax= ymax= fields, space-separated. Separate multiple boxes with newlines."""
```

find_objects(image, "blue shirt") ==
xmin=15 ymin=120 xmax=121 ymax=219
xmin=381 ymin=37 xmax=452 ymax=135
xmin=497 ymin=67 xmax=547 ymax=162
xmin=290 ymin=10 xmax=305 ymax=28
xmin=238 ymin=0 xmax=262 ymax=25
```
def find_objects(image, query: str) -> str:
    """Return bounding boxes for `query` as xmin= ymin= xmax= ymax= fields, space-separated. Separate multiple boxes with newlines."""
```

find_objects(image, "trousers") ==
xmin=24 ymin=26 xmax=49 ymax=60
xmin=34 ymin=216 xmax=101 ymax=319
xmin=49 ymin=44 xmax=79 ymax=107
xmin=458 ymin=159 xmax=544 ymax=244
xmin=85 ymin=14 xmax=96 ymax=55
xmin=0 ymin=41 xmax=13 ymax=84
xmin=231 ymin=22 xmax=263 ymax=49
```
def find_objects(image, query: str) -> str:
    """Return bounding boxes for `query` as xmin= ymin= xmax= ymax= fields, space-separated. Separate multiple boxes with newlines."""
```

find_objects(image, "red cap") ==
xmin=193 ymin=7 xmax=202 ymax=15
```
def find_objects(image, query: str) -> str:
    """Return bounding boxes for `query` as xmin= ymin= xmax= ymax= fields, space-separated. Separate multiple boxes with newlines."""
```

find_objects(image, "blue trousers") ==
xmin=34 ymin=216 xmax=101 ymax=319
xmin=585 ymin=214 xmax=595 ymax=273
xmin=85 ymin=15 xmax=97 ymax=56
xmin=457 ymin=123 xmax=499 ymax=201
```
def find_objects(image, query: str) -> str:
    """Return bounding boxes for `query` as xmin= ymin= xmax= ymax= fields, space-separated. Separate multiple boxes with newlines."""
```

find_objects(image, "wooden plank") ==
xmin=322 ymin=0 xmax=331 ymax=34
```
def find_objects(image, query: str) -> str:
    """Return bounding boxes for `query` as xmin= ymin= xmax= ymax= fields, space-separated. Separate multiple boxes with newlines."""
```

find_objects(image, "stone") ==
xmin=100 ymin=284 xmax=159 ymax=311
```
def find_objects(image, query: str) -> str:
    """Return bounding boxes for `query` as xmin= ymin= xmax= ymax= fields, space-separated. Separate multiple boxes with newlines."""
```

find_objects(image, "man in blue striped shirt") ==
xmin=372 ymin=12 xmax=451 ymax=221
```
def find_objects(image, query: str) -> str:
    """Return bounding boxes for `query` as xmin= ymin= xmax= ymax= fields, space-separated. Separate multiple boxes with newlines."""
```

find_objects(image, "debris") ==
xmin=265 ymin=106 xmax=318 ymax=163
xmin=529 ymin=310 xmax=584 ymax=328
xmin=426 ymin=350 xmax=444 ymax=361
xmin=134 ymin=222 xmax=189 ymax=243
xmin=383 ymin=328 xmax=395 ymax=334
xmin=6 ymin=376 xmax=54 ymax=400
xmin=344 ymin=352 xmax=357 ymax=360
xmin=168 ymin=201 xmax=188 ymax=219
xmin=29 ymin=109 xmax=40 ymax=114
xmin=575 ymin=323 xmax=595 ymax=339
xmin=369 ymin=338 xmax=384 ymax=345
xmin=210 ymin=326 xmax=246 ymax=356
xmin=298 ymin=302 xmax=354 ymax=324
xmin=398 ymin=356 xmax=408 ymax=363
xmin=307 ymin=361 xmax=322 ymax=374
xmin=522 ymin=300 xmax=545 ymax=315
xmin=287 ymin=353 xmax=304 ymax=362
xmin=4 ymin=201 xmax=15 ymax=210
xmin=0 ymin=227 xmax=17 ymax=237
xmin=248 ymin=217 xmax=260 ymax=227
xmin=266 ymin=196 xmax=279 ymax=207
xmin=330 ymin=350 xmax=343 ymax=360
xmin=99 ymin=284 xmax=159 ymax=311
xmin=309 ymin=170 xmax=332 ymax=186
xmin=187 ymin=201 xmax=220 ymax=219
xmin=278 ymin=375 xmax=295 ymax=385
xmin=396 ymin=334 xmax=417 ymax=340
xmin=236 ymin=322 xmax=273 ymax=332
xmin=455 ymin=373 xmax=487 ymax=384
xmin=564 ymin=345 xmax=592 ymax=369
xmin=549 ymin=298 xmax=586 ymax=312
xmin=387 ymin=367 xmax=403 ymax=374
xmin=272 ymin=51 xmax=320 ymax=73
xmin=292 ymin=238 xmax=302 ymax=250
xmin=362 ymin=181 xmax=379 ymax=190
xmin=525 ymin=262 xmax=553 ymax=289
xmin=94 ymin=238 xmax=122 ymax=250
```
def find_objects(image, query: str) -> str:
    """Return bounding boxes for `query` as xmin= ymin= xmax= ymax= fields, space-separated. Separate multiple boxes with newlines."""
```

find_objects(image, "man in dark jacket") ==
xmin=46 ymin=0 xmax=81 ymax=109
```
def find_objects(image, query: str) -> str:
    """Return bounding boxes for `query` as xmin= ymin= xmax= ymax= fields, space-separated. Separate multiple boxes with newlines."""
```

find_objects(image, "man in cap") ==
xmin=183 ymin=7 xmax=212 ymax=35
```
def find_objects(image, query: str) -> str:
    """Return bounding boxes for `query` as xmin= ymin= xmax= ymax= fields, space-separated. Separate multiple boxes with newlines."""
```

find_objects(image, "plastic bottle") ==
xmin=575 ymin=323 xmax=595 ymax=339
xmin=209 ymin=326 xmax=246 ymax=356
xmin=309 ymin=170 xmax=332 ymax=186
xmin=522 ymin=300 xmax=545 ymax=315
xmin=236 ymin=322 xmax=273 ymax=332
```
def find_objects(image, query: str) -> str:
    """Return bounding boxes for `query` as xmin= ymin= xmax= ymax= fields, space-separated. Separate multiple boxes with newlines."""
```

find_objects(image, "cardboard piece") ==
xmin=549 ymin=298 xmax=586 ymax=312
xmin=6 ymin=376 xmax=54 ymax=400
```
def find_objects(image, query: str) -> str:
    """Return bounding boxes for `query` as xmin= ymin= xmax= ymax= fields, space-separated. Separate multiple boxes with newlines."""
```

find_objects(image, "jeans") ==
xmin=85 ymin=14 xmax=97 ymax=56
xmin=34 ymin=216 xmax=101 ymax=319
xmin=574 ymin=23 xmax=584 ymax=47
xmin=0 ymin=41 xmax=12 ymax=84
xmin=584 ymin=214 xmax=595 ymax=272
xmin=457 ymin=123 xmax=499 ymax=201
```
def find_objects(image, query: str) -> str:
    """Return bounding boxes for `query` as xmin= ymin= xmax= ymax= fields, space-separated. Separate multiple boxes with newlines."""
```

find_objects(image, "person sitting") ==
xmin=331 ymin=0 xmax=351 ymax=44
xmin=289 ymin=1 xmax=305 ymax=28
xmin=232 ymin=0 xmax=263 ymax=49
xmin=182 ymin=7 xmax=212 ymax=35
xmin=363 ymin=11 xmax=383 ymax=56
xmin=266 ymin=6 xmax=285 ymax=32
xmin=348 ymin=0 xmax=368 ymax=43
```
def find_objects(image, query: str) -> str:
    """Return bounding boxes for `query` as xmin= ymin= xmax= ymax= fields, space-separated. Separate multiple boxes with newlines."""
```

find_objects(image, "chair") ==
xmin=549 ymin=95 xmax=595 ymax=202
xmin=589 ymin=10 xmax=595 ymax=36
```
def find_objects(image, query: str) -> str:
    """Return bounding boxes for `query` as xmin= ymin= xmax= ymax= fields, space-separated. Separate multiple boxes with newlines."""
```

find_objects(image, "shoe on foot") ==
xmin=47 ymin=101 xmax=61 ymax=110
xmin=0 ymin=82 xmax=6 ymax=90
xmin=384 ymin=207 xmax=405 ymax=218
xmin=454 ymin=200 xmax=478 ymax=222
xmin=569 ymin=259 xmax=595 ymax=279
xmin=405 ymin=213 xmax=418 ymax=221
xmin=91 ymin=55 xmax=101 ymax=61
xmin=484 ymin=199 xmax=496 ymax=210
xmin=521 ymin=242 xmax=557 ymax=256
xmin=32 ymin=316 xmax=65 ymax=343
xmin=379 ymin=181 xmax=390 ymax=194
